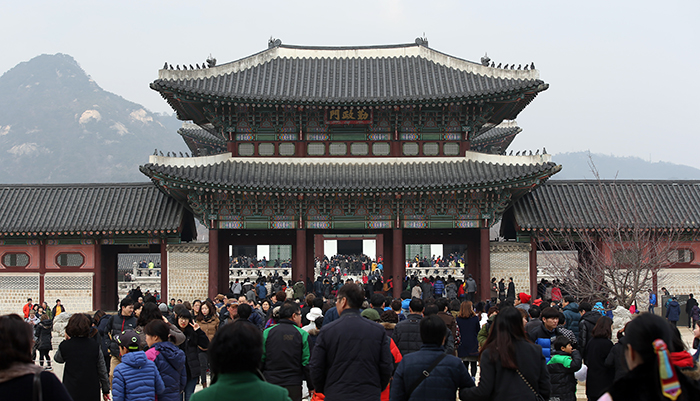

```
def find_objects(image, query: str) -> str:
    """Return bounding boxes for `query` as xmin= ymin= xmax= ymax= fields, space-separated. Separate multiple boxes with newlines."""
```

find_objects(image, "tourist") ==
xmin=22 ymin=298 xmax=33 ymax=319
xmin=189 ymin=320 xmax=292 ymax=401
xmin=176 ymin=309 xmax=210 ymax=401
xmin=41 ymin=301 xmax=53 ymax=319
xmin=685 ymin=294 xmax=698 ymax=328
xmin=561 ymin=296 xmax=580 ymax=340
xmin=465 ymin=274 xmax=477 ymax=302
xmin=583 ymin=316 xmax=614 ymax=401
xmin=546 ymin=336 xmax=582 ymax=401
xmin=54 ymin=313 xmax=110 ymax=401
xmin=527 ymin=306 xmax=569 ymax=362
xmin=460 ymin=306 xmax=550 ymax=401
xmin=666 ymin=296 xmax=681 ymax=327
xmin=498 ymin=279 xmax=506 ymax=302
xmin=392 ymin=298 xmax=424 ymax=356
xmin=578 ymin=302 xmax=601 ymax=350
xmin=144 ymin=320 xmax=187 ymax=401
xmin=390 ymin=315 xmax=474 ymax=401
xmin=0 ymin=314 xmax=72 ymax=401
xmin=94 ymin=310 xmax=112 ymax=370
xmin=301 ymin=307 xmax=323 ymax=333
xmin=309 ymin=283 xmax=393 ymax=400
xmin=107 ymin=298 xmax=137 ymax=384
xmin=52 ymin=299 xmax=66 ymax=318
xmin=693 ymin=320 xmax=700 ymax=363
xmin=35 ymin=313 xmax=53 ymax=370
xmin=134 ymin=302 xmax=186 ymax=350
xmin=262 ymin=302 xmax=311 ymax=401
xmin=604 ymin=326 xmax=629 ymax=382
xmin=112 ymin=329 xmax=165 ymax=401
xmin=648 ymin=289 xmax=657 ymax=314
xmin=196 ymin=300 xmax=219 ymax=389
xmin=436 ymin=298 xmax=458 ymax=353
xmin=598 ymin=313 xmax=700 ymax=401
xmin=456 ymin=300 xmax=480 ymax=378
xmin=506 ymin=277 xmax=516 ymax=300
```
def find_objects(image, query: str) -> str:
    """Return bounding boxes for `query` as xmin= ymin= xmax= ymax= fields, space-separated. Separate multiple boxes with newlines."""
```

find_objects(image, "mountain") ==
xmin=550 ymin=151 xmax=700 ymax=180
xmin=0 ymin=53 xmax=185 ymax=183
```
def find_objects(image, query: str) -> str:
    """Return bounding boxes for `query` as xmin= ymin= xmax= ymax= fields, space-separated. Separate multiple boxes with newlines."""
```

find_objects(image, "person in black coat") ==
xmin=547 ymin=336 xmax=582 ymax=401
xmin=54 ymin=313 xmax=110 ymax=401
xmin=686 ymin=294 xmax=698 ymax=328
xmin=35 ymin=314 xmax=53 ymax=370
xmin=583 ymin=316 xmax=614 ymax=401
xmin=309 ymin=283 xmax=393 ymax=401
xmin=506 ymin=277 xmax=515 ymax=300
xmin=460 ymin=306 xmax=550 ymax=401
xmin=176 ymin=309 xmax=210 ymax=401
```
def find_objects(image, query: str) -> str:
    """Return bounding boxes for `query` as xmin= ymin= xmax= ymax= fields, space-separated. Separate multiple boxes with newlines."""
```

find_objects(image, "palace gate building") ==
xmin=141 ymin=38 xmax=561 ymax=299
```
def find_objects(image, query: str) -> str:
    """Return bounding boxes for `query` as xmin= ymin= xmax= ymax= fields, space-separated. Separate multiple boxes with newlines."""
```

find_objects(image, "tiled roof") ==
xmin=512 ymin=180 xmax=700 ymax=230
xmin=472 ymin=122 xmax=521 ymax=145
xmin=0 ymin=183 xmax=186 ymax=234
xmin=151 ymin=43 xmax=546 ymax=105
xmin=141 ymin=157 xmax=560 ymax=193
xmin=178 ymin=126 xmax=226 ymax=146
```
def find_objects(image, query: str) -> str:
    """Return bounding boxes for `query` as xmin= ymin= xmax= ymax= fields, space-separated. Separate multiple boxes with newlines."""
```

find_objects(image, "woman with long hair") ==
xmin=0 ymin=314 xmax=72 ymax=401
xmin=196 ymin=300 xmax=219 ymax=389
xmin=459 ymin=306 xmax=550 ymax=401
xmin=176 ymin=309 xmax=210 ymax=401
xmin=583 ymin=316 xmax=614 ymax=401
xmin=54 ymin=313 xmax=110 ymax=401
xmin=600 ymin=313 xmax=700 ymax=401
xmin=135 ymin=302 xmax=185 ymax=350
xmin=456 ymin=301 xmax=481 ymax=377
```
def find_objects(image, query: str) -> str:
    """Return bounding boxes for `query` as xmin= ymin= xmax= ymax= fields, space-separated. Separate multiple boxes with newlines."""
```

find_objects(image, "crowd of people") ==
xmin=3 ymin=278 xmax=700 ymax=401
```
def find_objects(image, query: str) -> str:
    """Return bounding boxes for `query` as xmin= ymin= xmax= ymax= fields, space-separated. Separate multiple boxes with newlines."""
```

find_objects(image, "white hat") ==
xmin=306 ymin=307 xmax=323 ymax=322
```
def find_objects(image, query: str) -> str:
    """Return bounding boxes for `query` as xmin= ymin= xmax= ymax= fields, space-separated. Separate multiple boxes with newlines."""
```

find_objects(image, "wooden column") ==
xmin=466 ymin=234 xmax=479 ymax=281
xmin=227 ymin=141 xmax=236 ymax=155
xmin=314 ymin=234 xmax=324 ymax=264
xmin=160 ymin=239 xmax=168 ymax=303
xmin=305 ymin=230 xmax=315 ymax=283
xmin=39 ymin=240 xmax=46 ymax=305
xmin=529 ymin=237 xmax=538 ymax=297
xmin=479 ymin=227 xmax=491 ymax=303
xmin=293 ymin=229 xmax=307 ymax=283
xmin=392 ymin=228 xmax=404 ymax=299
xmin=208 ymin=229 xmax=219 ymax=300
xmin=376 ymin=233 xmax=384 ymax=263
xmin=93 ymin=241 xmax=102 ymax=311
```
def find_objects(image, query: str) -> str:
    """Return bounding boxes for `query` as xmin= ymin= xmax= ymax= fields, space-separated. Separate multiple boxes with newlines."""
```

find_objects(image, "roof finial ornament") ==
xmin=481 ymin=53 xmax=491 ymax=66
xmin=415 ymin=33 xmax=428 ymax=47
xmin=491 ymin=61 xmax=495 ymax=67
xmin=531 ymin=62 xmax=535 ymax=70
xmin=163 ymin=62 xmax=168 ymax=70
xmin=206 ymin=54 xmax=216 ymax=68
xmin=268 ymin=37 xmax=282 ymax=49
xmin=153 ymin=149 xmax=158 ymax=155
xmin=497 ymin=63 xmax=502 ymax=69
xmin=543 ymin=147 xmax=547 ymax=154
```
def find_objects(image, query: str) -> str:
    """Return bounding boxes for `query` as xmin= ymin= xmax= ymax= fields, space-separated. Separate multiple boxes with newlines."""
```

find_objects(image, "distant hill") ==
xmin=550 ymin=152 xmax=700 ymax=180
xmin=0 ymin=53 xmax=185 ymax=183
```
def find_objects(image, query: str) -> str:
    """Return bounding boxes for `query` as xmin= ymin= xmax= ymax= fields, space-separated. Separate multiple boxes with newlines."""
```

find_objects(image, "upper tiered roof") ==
xmin=151 ymin=39 xmax=547 ymax=120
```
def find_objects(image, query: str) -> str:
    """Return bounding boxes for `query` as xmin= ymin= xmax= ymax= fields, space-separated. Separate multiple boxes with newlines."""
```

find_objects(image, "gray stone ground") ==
xmin=44 ymin=321 xmax=698 ymax=400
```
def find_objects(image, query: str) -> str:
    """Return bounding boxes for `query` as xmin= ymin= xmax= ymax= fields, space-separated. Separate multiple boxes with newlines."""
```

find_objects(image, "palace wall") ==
xmin=167 ymin=243 xmax=209 ymax=302
xmin=490 ymin=242 xmax=531 ymax=297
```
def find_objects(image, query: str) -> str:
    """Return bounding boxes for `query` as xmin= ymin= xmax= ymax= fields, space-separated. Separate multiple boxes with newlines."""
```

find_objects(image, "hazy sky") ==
xmin=3 ymin=1 xmax=699 ymax=168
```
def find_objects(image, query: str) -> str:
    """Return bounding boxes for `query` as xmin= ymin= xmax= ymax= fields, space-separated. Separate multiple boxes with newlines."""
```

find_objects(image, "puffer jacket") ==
xmin=666 ymin=300 xmax=681 ymax=321
xmin=546 ymin=350 xmax=582 ymax=401
xmin=527 ymin=320 xmax=560 ymax=362
xmin=262 ymin=319 xmax=311 ymax=387
xmin=392 ymin=314 xmax=423 ymax=356
xmin=35 ymin=319 xmax=53 ymax=350
xmin=112 ymin=351 xmax=165 ymax=401
xmin=197 ymin=315 xmax=219 ymax=342
xmin=433 ymin=280 xmax=445 ymax=296
xmin=390 ymin=344 xmax=474 ymax=401
xmin=445 ymin=283 xmax=458 ymax=300
xmin=145 ymin=341 xmax=187 ymax=401
xmin=179 ymin=325 xmax=210 ymax=379
xmin=562 ymin=302 xmax=581 ymax=340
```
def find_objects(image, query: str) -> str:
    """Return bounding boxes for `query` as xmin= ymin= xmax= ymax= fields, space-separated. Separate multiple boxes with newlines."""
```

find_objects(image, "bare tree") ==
xmin=536 ymin=161 xmax=695 ymax=308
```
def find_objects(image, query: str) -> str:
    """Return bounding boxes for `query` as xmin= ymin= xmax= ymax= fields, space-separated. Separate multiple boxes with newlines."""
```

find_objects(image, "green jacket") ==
xmin=477 ymin=314 xmax=496 ymax=347
xmin=190 ymin=371 xmax=291 ymax=401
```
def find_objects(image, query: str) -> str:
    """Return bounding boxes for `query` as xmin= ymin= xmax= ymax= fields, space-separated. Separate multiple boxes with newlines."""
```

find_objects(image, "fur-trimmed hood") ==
xmin=380 ymin=322 xmax=396 ymax=330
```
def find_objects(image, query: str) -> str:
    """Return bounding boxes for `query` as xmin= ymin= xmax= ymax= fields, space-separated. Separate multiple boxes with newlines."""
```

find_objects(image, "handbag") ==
xmin=515 ymin=369 xmax=545 ymax=401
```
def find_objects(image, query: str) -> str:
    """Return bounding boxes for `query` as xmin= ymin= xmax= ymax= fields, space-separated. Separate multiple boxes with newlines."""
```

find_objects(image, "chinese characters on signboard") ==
xmin=325 ymin=108 xmax=372 ymax=125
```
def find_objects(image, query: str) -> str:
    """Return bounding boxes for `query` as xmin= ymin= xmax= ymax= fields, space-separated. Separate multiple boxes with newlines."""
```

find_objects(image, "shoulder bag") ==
xmin=516 ymin=369 xmax=545 ymax=401
xmin=406 ymin=353 xmax=447 ymax=398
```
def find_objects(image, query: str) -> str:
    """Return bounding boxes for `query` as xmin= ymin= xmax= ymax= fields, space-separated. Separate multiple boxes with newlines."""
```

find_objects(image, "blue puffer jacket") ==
xmin=145 ymin=341 xmax=187 ymax=401
xmin=391 ymin=344 xmax=474 ymax=401
xmin=562 ymin=302 xmax=581 ymax=340
xmin=666 ymin=300 xmax=681 ymax=321
xmin=112 ymin=351 xmax=165 ymax=401
xmin=433 ymin=280 xmax=445 ymax=296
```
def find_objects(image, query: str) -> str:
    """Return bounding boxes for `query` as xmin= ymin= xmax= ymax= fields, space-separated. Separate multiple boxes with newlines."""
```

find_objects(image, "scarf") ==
xmin=0 ymin=363 xmax=44 ymax=384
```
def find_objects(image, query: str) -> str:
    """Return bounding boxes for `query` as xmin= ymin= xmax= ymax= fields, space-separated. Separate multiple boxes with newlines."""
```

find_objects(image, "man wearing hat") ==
xmin=219 ymin=300 xmax=239 ymax=327
xmin=112 ymin=329 xmax=165 ymax=401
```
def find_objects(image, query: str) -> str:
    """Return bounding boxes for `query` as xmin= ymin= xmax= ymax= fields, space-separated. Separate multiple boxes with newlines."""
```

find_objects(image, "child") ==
xmin=547 ymin=335 xmax=582 ymax=401
xmin=112 ymin=329 xmax=165 ymax=401
xmin=144 ymin=320 xmax=187 ymax=401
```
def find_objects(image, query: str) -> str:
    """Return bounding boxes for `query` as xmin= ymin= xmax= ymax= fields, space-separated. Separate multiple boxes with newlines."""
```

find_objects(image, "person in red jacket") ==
xmin=22 ymin=298 xmax=33 ymax=319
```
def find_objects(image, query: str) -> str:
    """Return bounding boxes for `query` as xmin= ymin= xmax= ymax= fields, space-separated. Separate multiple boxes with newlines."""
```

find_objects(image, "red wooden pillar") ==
xmin=479 ymin=227 xmax=491 ymax=303
xmin=392 ymin=228 xmax=404 ymax=299
xmin=39 ymin=240 xmax=46 ymax=305
xmin=293 ymin=229 xmax=307 ymax=283
xmin=227 ymin=141 xmax=236 ymax=156
xmin=314 ymin=234 xmax=324 ymax=264
xmin=160 ymin=239 xmax=168 ymax=303
xmin=466 ymin=234 xmax=479 ymax=281
xmin=305 ymin=230 xmax=315 ymax=283
xmin=376 ymin=233 xmax=384 ymax=262
xmin=208 ymin=229 xmax=219 ymax=300
xmin=93 ymin=241 xmax=102 ymax=311
xmin=529 ymin=237 xmax=538 ymax=297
